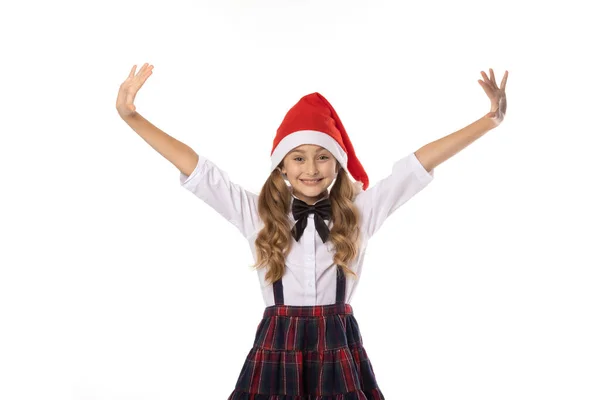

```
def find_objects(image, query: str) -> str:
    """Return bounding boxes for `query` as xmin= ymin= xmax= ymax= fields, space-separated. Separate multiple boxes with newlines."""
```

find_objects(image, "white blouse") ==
xmin=180 ymin=152 xmax=434 ymax=306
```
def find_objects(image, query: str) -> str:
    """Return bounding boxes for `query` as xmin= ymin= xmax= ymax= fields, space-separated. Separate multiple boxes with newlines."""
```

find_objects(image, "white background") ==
xmin=1 ymin=0 xmax=599 ymax=399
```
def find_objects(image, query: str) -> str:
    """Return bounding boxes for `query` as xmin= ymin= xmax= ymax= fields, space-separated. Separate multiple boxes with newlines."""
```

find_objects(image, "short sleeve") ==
xmin=180 ymin=155 xmax=262 ymax=239
xmin=355 ymin=152 xmax=434 ymax=239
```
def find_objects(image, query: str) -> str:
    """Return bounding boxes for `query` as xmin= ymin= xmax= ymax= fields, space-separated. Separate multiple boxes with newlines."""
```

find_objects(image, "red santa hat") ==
xmin=270 ymin=92 xmax=369 ymax=189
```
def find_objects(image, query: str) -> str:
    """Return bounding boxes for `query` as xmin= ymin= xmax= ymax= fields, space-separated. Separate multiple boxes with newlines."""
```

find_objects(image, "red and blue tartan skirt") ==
xmin=227 ymin=302 xmax=385 ymax=399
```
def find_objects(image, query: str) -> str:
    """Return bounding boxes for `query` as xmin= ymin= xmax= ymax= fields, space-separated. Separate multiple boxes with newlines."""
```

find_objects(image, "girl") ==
xmin=116 ymin=64 xmax=508 ymax=399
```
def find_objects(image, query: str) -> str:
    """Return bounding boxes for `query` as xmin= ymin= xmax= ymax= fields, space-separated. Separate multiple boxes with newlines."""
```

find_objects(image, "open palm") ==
xmin=116 ymin=63 xmax=154 ymax=119
xmin=478 ymin=68 xmax=508 ymax=126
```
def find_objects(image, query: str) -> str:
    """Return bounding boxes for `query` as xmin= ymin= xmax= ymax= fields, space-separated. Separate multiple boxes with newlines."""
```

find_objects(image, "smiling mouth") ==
xmin=300 ymin=179 xmax=323 ymax=184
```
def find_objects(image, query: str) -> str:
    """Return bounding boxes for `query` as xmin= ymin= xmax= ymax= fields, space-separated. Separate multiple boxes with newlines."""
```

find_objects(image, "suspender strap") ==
xmin=335 ymin=265 xmax=346 ymax=304
xmin=273 ymin=277 xmax=284 ymax=305
xmin=272 ymin=265 xmax=346 ymax=306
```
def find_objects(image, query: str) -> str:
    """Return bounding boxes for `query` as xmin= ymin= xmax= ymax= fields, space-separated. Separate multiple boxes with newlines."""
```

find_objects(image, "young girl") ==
xmin=116 ymin=64 xmax=508 ymax=399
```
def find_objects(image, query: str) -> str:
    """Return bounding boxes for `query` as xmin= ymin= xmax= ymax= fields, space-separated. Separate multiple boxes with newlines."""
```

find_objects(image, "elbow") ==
xmin=414 ymin=148 xmax=435 ymax=173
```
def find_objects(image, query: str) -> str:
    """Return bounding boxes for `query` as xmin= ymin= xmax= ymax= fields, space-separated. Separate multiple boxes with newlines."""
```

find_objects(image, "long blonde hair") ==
xmin=252 ymin=164 xmax=363 ymax=285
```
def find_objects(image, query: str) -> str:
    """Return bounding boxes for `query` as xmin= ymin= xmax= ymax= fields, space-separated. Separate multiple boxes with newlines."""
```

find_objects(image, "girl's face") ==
xmin=280 ymin=144 xmax=338 ymax=205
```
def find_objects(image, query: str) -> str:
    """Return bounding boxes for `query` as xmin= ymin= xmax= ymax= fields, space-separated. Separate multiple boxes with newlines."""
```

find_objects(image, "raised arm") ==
xmin=116 ymin=63 xmax=261 ymax=239
xmin=116 ymin=63 xmax=198 ymax=176
xmin=415 ymin=68 xmax=509 ymax=172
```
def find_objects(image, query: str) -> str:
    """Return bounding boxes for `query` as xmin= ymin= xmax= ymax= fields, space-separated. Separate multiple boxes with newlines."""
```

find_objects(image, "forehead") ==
xmin=288 ymin=144 xmax=330 ymax=154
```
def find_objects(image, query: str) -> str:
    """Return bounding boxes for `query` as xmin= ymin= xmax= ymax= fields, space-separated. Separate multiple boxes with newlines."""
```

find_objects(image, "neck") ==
xmin=293 ymin=191 xmax=327 ymax=205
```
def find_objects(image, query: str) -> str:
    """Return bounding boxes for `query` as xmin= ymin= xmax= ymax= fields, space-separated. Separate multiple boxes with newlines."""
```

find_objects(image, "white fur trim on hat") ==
xmin=270 ymin=130 xmax=348 ymax=172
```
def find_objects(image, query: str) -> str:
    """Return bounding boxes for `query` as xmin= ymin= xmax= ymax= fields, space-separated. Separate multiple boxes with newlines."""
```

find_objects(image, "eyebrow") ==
xmin=290 ymin=149 xmax=328 ymax=154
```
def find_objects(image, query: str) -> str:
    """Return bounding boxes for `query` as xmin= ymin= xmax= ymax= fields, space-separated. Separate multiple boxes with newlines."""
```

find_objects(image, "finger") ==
xmin=138 ymin=68 xmax=153 ymax=86
xmin=136 ymin=64 xmax=153 ymax=81
xmin=500 ymin=70 xmax=508 ymax=90
xmin=128 ymin=65 xmax=153 ymax=95
xmin=478 ymin=79 xmax=490 ymax=92
xmin=134 ymin=63 xmax=148 ymax=78
xmin=480 ymin=70 xmax=490 ymax=83
xmin=129 ymin=65 xmax=137 ymax=78
xmin=489 ymin=68 xmax=498 ymax=89
xmin=140 ymin=64 xmax=153 ymax=79
xmin=478 ymin=80 xmax=494 ymax=97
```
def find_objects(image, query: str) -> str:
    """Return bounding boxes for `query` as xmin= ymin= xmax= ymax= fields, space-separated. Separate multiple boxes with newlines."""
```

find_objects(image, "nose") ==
xmin=306 ymin=160 xmax=318 ymax=176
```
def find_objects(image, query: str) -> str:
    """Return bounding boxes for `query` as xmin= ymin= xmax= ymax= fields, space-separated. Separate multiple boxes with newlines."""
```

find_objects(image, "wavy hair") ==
xmin=252 ymin=163 xmax=363 ymax=285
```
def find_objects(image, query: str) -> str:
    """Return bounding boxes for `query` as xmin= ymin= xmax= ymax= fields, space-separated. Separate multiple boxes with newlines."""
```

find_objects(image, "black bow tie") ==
xmin=291 ymin=197 xmax=332 ymax=243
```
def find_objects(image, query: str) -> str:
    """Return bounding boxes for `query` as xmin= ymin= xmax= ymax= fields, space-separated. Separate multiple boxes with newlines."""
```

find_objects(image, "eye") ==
xmin=292 ymin=155 xmax=329 ymax=162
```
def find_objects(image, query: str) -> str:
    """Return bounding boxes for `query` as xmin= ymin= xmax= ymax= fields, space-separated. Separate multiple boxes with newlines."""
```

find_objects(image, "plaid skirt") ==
xmin=228 ymin=302 xmax=385 ymax=399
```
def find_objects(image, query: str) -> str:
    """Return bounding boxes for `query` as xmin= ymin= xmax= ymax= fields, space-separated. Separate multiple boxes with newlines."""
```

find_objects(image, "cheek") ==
xmin=327 ymin=163 xmax=338 ymax=176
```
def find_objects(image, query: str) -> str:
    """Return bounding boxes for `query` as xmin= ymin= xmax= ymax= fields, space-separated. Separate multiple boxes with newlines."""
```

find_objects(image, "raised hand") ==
xmin=116 ymin=63 xmax=154 ymax=119
xmin=478 ymin=68 xmax=508 ymax=126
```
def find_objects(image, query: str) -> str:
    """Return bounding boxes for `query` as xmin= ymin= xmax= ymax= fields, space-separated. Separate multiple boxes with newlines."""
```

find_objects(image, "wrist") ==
xmin=482 ymin=113 xmax=502 ymax=129
xmin=120 ymin=110 xmax=140 ymax=122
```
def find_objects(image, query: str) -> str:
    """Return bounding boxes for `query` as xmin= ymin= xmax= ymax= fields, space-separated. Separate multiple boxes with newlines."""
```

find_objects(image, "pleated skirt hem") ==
xmin=228 ymin=387 xmax=385 ymax=400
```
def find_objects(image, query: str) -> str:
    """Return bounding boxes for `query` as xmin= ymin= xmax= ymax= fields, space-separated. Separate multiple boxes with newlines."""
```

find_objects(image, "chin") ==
xmin=295 ymin=184 xmax=330 ymax=198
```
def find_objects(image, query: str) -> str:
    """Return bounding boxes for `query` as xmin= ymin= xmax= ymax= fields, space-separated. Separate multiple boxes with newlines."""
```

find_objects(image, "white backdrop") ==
xmin=1 ymin=0 xmax=599 ymax=399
